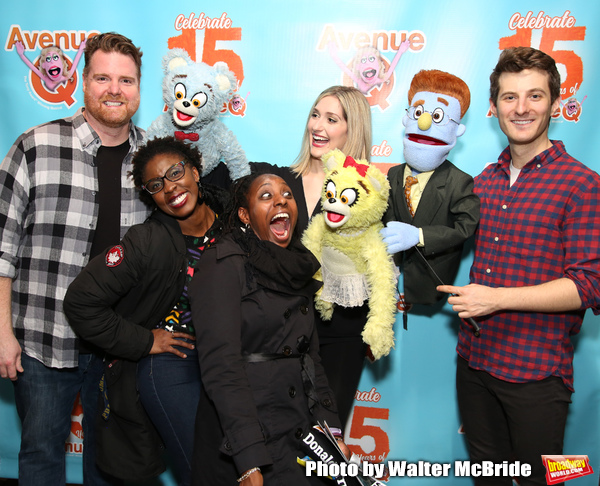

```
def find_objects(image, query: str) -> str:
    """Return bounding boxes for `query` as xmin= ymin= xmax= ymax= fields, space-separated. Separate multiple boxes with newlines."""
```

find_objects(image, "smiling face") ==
xmin=171 ymin=81 xmax=209 ymax=128
xmin=490 ymin=68 xmax=559 ymax=156
xmin=238 ymin=174 xmax=298 ymax=248
xmin=402 ymin=90 xmax=466 ymax=172
xmin=143 ymin=152 xmax=201 ymax=222
xmin=83 ymin=50 xmax=140 ymax=130
xmin=307 ymin=95 xmax=348 ymax=165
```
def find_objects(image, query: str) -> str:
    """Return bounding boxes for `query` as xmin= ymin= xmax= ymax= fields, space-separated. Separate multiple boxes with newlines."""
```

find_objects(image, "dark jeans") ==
xmin=137 ymin=341 xmax=201 ymax=486
xmin=13 ymin=352 xmax=114 ymax=486
xmin=457 ymin=357 xmax=572 ymax=486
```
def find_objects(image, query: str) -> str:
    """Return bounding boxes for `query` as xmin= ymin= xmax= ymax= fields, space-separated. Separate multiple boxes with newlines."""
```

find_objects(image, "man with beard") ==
xmin=0 ymin=32 xmax=149 ymax=486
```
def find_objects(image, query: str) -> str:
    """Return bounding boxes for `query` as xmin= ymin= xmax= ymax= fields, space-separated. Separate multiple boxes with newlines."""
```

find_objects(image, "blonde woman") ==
xmin=289 ymin=85 xmax=372 ymax=232
xmin=253 ymin=85 xmax=371 ymax=234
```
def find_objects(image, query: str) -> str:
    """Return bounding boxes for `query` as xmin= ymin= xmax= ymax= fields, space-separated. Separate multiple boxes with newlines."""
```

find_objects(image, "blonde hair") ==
xmin=291 ymin=86 xmax=372 ymax=176
xmin=39 ymin=46 xmax=69 ymax=77
xmin=352 ymin=47 xmax=386 ymax=82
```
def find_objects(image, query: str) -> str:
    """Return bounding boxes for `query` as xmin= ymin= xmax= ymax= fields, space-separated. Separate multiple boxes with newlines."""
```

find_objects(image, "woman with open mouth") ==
xmin=189 ymin=172 xmax=349 ymax=484
xmin=252 ymin=86 xmax=374 ymax=430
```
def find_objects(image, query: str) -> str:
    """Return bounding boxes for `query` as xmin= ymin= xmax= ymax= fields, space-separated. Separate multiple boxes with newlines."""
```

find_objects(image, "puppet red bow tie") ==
xmin=174 ymin=131 xmax=200 ymax=142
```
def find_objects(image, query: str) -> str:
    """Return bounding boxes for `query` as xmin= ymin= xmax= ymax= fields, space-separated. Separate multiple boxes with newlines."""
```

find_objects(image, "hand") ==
xmin=0 ymin=331 xmax=23 ymax=381
xmin=380 ymin=221 xmax=419 ymax=254
xmin=399 ymin=38 xmax=411 ymax=53
xmin=150 ymin=329 xmax=195 ymax=358
xmin=336 ymin=439 xmax=351 ymax=460
xmin=437 ymin=283 xmax=499 ymax=318
xmin=15 ymin=41 xmax=24 ymax=56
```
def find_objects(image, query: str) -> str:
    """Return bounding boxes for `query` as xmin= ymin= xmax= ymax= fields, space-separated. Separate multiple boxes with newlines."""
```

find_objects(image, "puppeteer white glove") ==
xmin=380 ymin=221 xmax=420 ymax=254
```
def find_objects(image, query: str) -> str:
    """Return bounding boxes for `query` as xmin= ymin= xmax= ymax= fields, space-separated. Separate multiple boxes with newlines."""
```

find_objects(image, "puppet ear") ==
xmin=162 ymin=48 xmax=192 ymax=73
xmin=213 ymin=62 xmax=234 ymax=92
xmin=167 ymin=56 xmax=188 ymax=72
xmin=456 ymin=124 xmax=466 ymax=137
xmin=215 ymin=73 xmax=232 ymax=92
xmin=322 ymin=152 xmax=339 ymax=172
xmin=367 ymin=174 xmax=382 ymax=193
xmin=402 ymin=112 xmax=410 ymax=127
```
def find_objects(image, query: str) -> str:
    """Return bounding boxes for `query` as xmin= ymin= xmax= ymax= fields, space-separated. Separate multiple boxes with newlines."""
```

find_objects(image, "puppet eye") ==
xmin=325 ymin=181 xmax=337 ymax=199
xmin=52 ymin=54 xmax=60 ymax=61
xmin=45 ymin=56 xmax=52 ymax=63
xmin=432 ymin=108 xmax=445 ymax=124
xmin=174 ymin=83 xmax=186 ymax=100
xmin=361 ymin=57 xmax=368 ymax=64
xmin=368 ymin=56 xmax=376 ymax=63
xmin=191 ymin=92 xmax=208 ymax=108
xmin=340 ymin=188 xmax=357 ymax=206
xmin=413 ymin=105 xmax=425 ymax=118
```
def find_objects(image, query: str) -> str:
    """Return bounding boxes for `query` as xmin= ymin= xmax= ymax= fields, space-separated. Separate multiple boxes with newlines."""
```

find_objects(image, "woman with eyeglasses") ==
xmin=64 ymin=136 xmax=227 ymax=486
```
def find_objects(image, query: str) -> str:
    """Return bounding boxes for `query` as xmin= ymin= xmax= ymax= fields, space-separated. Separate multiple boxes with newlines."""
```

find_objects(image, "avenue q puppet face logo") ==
xmin=316 ymin=24 xmax=425 ymax=112
xmin=5 ymin=26 xmax=99 ymax=108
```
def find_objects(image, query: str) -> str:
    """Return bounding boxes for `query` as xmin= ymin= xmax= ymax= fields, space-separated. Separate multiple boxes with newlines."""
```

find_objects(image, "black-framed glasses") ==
xmin=142 ymin=160 xmax=187 ymax=195
xmin=405 ymin=105 xmax=459 ymax=126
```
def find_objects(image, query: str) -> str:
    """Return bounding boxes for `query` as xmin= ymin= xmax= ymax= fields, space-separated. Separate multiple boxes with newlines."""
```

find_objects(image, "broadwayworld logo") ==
xmin=542 ymin=455 xmax=594 ymax=484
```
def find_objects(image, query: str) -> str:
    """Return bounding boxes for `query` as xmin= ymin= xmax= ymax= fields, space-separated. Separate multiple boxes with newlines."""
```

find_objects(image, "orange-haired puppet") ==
xmin=15 ymin=40 xmax=87 ymax=92
xmin=382 ymin=70 xmax=480 ymax=307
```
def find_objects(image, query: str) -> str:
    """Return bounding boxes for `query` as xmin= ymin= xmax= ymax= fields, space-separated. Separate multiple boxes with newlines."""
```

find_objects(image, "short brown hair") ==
xmin=83 ymin=32 xmax=143 ymax=81
xmin=489 ymin=46 xmax=561 ymax=106
xmin=408 ymin=70 xmax=471 ymax=119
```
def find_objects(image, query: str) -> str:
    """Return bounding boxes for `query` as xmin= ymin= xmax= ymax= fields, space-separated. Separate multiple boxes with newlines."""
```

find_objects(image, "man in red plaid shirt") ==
xmin=439 ymin=47 xmax=600 ymax=485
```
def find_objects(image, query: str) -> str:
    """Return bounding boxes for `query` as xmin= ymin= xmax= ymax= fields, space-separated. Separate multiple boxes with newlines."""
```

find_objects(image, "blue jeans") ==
xmin=137 ymin=341 xmax=201 ymax=486
xmin=13 ymin=352 xmax=116 ymax=486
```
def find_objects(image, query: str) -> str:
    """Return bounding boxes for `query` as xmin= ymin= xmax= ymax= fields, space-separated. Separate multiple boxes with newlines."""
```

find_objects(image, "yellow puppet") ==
xmin=302 ymin=149 xmax=397 ymax=359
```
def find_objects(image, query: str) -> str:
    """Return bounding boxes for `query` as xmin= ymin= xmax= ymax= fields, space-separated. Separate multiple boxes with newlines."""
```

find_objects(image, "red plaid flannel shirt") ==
xmin=457 ymin=141 xmax=600 ymax=390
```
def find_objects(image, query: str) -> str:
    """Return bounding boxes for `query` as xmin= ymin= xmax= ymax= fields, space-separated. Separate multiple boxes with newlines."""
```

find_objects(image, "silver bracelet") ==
xmin=237 ymin=466 xmax=260 ymax=483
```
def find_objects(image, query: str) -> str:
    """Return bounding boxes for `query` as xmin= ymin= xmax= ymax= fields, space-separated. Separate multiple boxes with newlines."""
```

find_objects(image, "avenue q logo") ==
xmin=542 ymin=455 xmax=594 ymax=484
xmin=6 ymin=26 xmax=97 ymax=108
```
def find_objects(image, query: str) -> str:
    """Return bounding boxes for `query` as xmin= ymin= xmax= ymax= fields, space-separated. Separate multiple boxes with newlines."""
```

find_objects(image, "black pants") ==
xmin=456 ymin=357 xmax=572 ymax=486
xmin=316 ymin=304 xmax=369 ymax=429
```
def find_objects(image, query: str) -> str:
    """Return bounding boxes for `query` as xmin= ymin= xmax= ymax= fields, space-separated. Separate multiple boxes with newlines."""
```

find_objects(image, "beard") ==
xmin=83 ymin=91 xmax=140 ymax=130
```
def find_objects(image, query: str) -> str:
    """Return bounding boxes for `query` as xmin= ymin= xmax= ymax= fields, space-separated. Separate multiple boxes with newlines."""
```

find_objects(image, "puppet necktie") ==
xmin=404 ymin=175 xmax=419 ymax=217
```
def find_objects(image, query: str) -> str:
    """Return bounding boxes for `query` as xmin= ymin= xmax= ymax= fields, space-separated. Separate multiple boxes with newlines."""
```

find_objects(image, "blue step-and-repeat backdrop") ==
xmin=1 ymin=1 xmax=599 ymax=484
